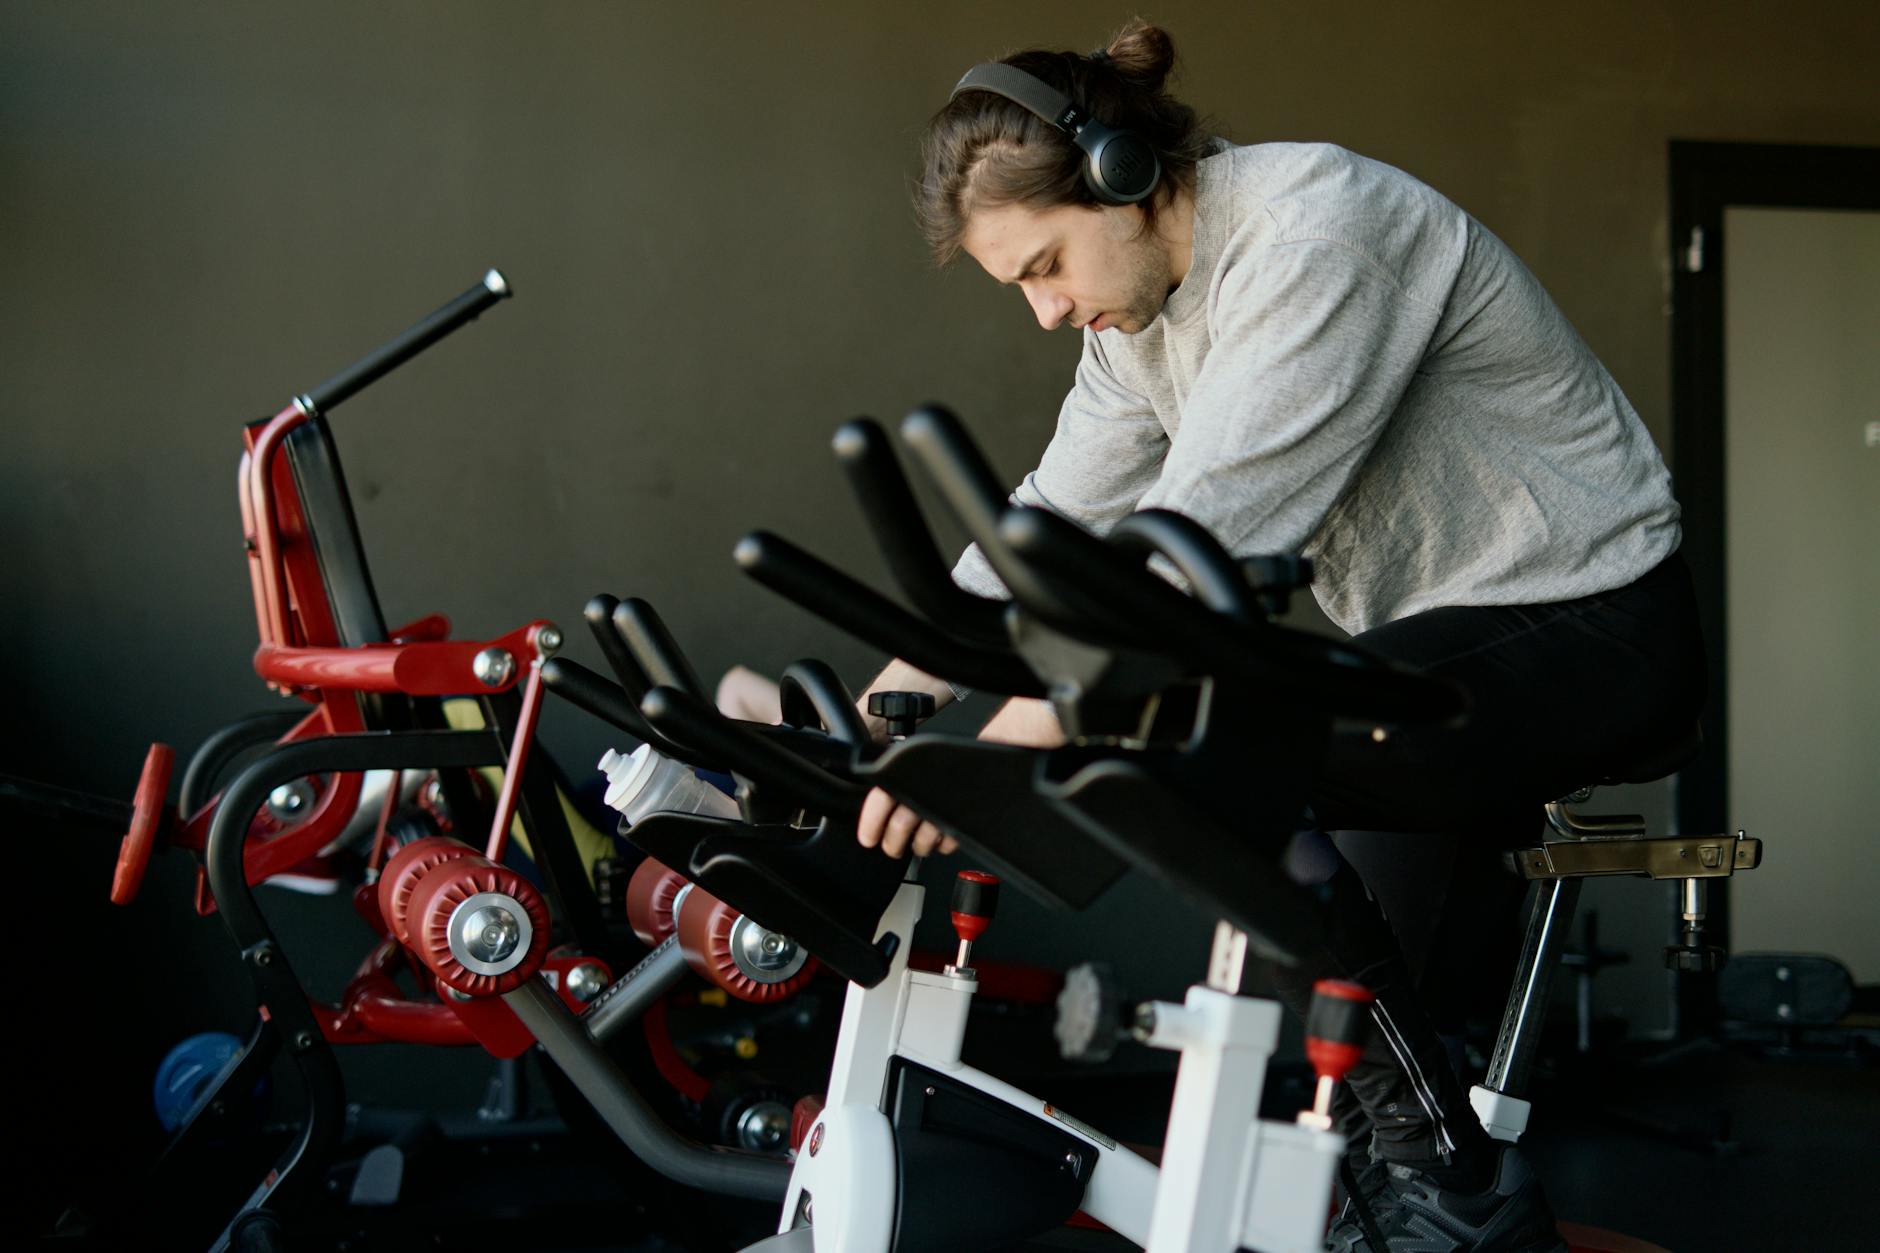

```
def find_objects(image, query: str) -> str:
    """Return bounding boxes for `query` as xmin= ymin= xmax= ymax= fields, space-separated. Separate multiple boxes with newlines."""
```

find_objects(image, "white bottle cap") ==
xmin=602 ymin=742 xmax=659 ymax=814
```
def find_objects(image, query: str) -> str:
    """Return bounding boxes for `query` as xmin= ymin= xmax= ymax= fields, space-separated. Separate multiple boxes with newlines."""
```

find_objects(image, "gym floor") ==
xmin=1526 ymin=1044 xmax=1877 ymax=1250
xmin=611 ymin=1040 xmax=1876 ymax=1251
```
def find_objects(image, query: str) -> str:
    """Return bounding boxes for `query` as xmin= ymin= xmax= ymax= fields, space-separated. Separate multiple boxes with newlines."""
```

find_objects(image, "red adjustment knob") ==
xmin=950 ymin=871 xmax=1000 ymax=939
xmin=378 ymin=836 xmax=478 ymax=945
xmin=112 ymin=742 xmax=175 ymax=906
xmin=624 ymin=856 xmax=687 ymax=947
xmin=1300 ymin=978 xmax=1374 ymax=1130
xmin=948 ymin=871 xmax=1000 ymax=971
xmin=674 ymin=887 xmax=817 ymax=1003
xmin=789 ymin=1094 xmax=826 ymax=1153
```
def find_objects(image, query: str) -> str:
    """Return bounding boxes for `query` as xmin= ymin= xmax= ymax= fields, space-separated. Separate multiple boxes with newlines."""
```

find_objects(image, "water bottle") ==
xmin=598 ymin=743 xmax=741 ymax=826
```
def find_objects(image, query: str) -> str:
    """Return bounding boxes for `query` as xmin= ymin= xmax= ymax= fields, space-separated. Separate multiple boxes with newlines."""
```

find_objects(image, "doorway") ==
xmin=1669 ymin=140 xmax=1880 ymax=981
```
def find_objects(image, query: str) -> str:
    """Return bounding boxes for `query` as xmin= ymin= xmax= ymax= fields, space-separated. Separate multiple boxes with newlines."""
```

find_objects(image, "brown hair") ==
xmin=915 ymin=20 xmax=1211 ymax=265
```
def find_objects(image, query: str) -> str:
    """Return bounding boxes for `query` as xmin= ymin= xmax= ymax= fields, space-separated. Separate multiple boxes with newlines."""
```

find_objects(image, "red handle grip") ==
xmin=111 ymin=743 xmax=175 ymax=905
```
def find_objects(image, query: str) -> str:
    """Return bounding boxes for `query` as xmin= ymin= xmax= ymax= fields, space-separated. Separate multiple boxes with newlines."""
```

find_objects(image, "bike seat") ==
xmin=1596 ymin=722 xmax=1703 ymax=787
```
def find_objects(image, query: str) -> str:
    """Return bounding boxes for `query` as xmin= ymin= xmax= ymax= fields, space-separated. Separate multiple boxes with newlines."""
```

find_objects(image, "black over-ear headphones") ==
xmin=950 ymin=61 xmax=1161 ymax=207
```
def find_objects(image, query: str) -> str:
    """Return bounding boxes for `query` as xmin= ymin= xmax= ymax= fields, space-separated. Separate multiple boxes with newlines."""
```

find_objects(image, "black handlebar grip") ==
xmin=299 ymin=269 xmax=511 ymax=416
xmin=732 ymin=531 xmax=1046 ymax=698
xmin=832 ymin=418 xmax=1010 ymax=647
xmin=540 ymin=658 xmax=672 ymax=750
xmin=1108 ymin=509 xmax=1265 ymax=623
xmin=614 ymin=598 xmax=709 ymax=702
xmin=584 ymin=594 xmax=653 ymax=702
xmin=780 ymin=659 xmax=871 ymax=746
xmin=900 ymin=407 xmax=1125 ymax=634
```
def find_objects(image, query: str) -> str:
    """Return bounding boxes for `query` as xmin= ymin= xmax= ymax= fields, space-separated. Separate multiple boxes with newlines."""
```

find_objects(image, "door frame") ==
xmin=1667 ymin=140 xmax=1880 ymax=956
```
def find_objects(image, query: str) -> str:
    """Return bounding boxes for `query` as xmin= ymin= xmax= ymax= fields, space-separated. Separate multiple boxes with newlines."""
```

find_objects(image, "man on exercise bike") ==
xmin=850 ymin=20 xmax=1707 ymax=1253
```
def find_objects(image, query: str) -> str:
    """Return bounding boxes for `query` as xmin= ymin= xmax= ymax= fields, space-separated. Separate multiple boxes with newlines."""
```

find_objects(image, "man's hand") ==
xmin=857 ymin=787 xmax=959 ymax=859
xmin=853 ymin=696 xmax=1064 ymax=859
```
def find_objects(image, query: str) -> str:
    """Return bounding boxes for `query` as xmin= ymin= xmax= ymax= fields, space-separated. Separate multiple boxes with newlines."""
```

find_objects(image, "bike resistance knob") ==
xmin=867 ymin=690 xmax=935 ymax=740
xmin=948 ymin=870 xmax=1000 ymax=974
xmin=1299 ymin=978 xmax=1374 ymax=1130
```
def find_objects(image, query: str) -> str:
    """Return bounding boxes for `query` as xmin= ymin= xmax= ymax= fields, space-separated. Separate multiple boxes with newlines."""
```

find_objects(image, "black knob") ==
xmin=1241 ymin=555 xmax=1314 ymax=617
xmin=1665 ymin=944 xmax=1727 ymax=974
xmin=868 ymin=690 xmax=936 ymax=739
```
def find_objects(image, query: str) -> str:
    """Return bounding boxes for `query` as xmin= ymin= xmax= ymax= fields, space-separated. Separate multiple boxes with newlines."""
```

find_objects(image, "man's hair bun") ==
xmin=916 ymin=20 xmax=1209 ymax=264
xmin=1100 ymin=20 xmax=1177 ymax=91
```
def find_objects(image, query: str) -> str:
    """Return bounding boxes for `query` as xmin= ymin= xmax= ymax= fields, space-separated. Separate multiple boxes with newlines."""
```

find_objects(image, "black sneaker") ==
xmin=1324 ymin=1146 xmax=1567 ymax=1252
xmin=1331 ymin=1140 xmax=1390 ymax=1240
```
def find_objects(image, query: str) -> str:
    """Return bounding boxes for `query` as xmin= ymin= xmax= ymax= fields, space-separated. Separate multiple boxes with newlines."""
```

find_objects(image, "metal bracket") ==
xmin=1543 ymin=800 xmax=1647 ymax=839
xmin=1509 ymin=832 xmax=1762 ymax=881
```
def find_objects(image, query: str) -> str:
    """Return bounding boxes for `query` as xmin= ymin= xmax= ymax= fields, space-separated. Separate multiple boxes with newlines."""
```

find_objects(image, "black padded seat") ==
xmin=1596 ymin=721 xmax=1703 ymax=787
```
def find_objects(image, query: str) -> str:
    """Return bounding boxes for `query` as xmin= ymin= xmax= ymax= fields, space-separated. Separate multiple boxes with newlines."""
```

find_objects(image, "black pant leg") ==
xmin=1279 ymin=552 xmax=1706 ymax=1165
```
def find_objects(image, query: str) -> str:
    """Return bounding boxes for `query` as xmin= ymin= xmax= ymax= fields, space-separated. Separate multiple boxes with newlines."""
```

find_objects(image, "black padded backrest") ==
xmin=283 ymin=417 xmax=391 ymax=648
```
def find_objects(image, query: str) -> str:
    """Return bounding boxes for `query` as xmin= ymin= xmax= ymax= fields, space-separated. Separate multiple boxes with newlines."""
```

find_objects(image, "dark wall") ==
xmin=8 ymin=1 xmax=1877 ymax=795
xmin=5 ymin=1 xmax=1877 ymax=1220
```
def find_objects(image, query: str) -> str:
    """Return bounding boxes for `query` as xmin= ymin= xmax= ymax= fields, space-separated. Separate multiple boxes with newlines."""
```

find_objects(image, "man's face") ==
xmin=961 ymin=200 xmax=1174 ymax=335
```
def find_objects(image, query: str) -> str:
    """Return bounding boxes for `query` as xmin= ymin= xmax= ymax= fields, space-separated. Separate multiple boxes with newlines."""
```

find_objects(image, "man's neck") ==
xmin=1163 ymin=182 xmax=1197 ymax=291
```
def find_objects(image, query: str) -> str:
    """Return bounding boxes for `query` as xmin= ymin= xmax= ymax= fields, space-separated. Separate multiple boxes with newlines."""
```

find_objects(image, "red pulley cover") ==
xmin=674 ymin=889 xmax=817 ymax=1003
xmin=624 ymin=857 xmax=687 ymax=947
xmin=378 ymin=836 xmax=477 ymax=944
xmin=404 ymin=855 xmax=552 ymax=997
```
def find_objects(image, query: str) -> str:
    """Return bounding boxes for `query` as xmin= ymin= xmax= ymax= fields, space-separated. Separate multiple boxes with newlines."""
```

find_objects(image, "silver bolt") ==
xmin=459 ymin=904 xmax=522 ymax=965
xmin=447 ymin=892 xmax=535 ymax=976
xmin=473 ymin=647 xmax=517 ymax=688
xmin=536 ymin=625 xmax=563 ymax=655
xmin=267 ymin=779 xmax=316 ymax=820
xmin=1776 ymin=966 xmax=1791 ymax=981
xmin=565 ymin=962 xmax=609 ymax=1004
xmin=736 ymin=1101 xmax=792 ymax=1152
xmin=1777 ymin=1003 xmax=1793 ymax=1020
xmin=925 ymin=1086 xmax=937 ymax=1097
xmin=729 ymin=917 xmax=807 ymax=982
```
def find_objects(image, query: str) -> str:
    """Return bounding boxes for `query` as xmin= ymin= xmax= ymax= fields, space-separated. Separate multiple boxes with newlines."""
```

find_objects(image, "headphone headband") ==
xmin=951 ymin=63 xmax=1085 ymax=133
xmin=949 ymin=60 xmax=1160 ymax=207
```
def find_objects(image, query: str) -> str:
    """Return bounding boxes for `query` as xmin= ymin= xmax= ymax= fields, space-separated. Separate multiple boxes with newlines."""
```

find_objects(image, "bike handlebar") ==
xmin=297 ymin=269 xmax=511 ymax=416
xmin=832 ymin=418 xmax=1010 ymax=647
xmin=733 ymin=530 xmax=1046 ymax=698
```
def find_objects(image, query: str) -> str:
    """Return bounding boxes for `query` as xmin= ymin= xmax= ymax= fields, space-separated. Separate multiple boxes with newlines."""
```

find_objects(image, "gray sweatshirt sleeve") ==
xmin=1134 ymin=235 xmax=1445 ymax=556
xmin=951 ymin=332 xmax=1168 ymax=599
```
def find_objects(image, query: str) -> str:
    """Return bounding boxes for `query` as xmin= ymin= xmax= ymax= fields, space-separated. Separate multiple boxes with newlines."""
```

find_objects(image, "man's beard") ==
xmin=1114 ymin=236 xmax=1173 ymax=333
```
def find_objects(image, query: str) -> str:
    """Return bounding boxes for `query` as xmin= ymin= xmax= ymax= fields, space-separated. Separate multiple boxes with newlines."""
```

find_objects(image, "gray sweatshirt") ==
xmin=951 ymin=142 xmax=1680 ymax=636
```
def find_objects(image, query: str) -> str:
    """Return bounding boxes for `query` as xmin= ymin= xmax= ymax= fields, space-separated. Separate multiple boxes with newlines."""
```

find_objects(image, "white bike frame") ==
xmin=770 ymin=876 xmax=1344 ymax=1253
